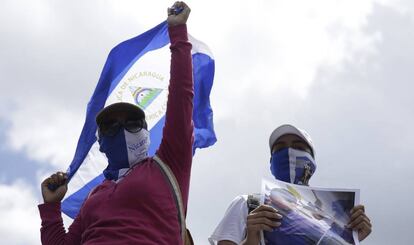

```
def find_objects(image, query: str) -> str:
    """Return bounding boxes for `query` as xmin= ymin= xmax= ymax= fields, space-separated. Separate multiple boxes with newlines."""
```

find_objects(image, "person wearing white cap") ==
xmin=209 ymin=124 xmax=372 ymax=245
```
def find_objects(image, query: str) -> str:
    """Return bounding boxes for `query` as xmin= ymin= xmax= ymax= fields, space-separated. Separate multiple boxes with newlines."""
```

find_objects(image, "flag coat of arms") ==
xmin=62 ymin=21 xmax=216 ymax=218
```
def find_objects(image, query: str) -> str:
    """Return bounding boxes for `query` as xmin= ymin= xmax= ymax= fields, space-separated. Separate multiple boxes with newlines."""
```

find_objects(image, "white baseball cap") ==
xmin=269 ymin=124 xmax=315 ymax=157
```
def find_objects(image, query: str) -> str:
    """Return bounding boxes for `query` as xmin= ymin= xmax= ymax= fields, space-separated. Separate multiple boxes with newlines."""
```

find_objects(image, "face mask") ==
xmin=98 ymin=128 xmax=150 ymax=181
xmin=270 ymin=148 xmax=316 ymax=185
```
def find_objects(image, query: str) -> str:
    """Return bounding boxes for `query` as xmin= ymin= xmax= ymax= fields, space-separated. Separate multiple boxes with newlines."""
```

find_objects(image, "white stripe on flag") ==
xmin=66 ymin=142 xmax=107 ymax=197
xmin=189 ymin=34 xmax=214 ymax=57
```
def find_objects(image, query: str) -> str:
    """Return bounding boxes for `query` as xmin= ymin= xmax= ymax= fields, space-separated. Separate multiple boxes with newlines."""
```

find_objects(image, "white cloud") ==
xmin=4 ymin=97 xmax=83 ymax=169
xmin=1 ymin=0 xmax=414 ymax=244
xmin=0 ymin=0 xmax=383 ymax=166
xmin=201 ymin=0 xmax=383 ymax=123
xmin=0 ymin=181 xmax=41 ymax=245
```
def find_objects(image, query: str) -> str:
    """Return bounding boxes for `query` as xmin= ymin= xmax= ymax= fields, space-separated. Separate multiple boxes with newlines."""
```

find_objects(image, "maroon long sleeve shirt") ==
xmin=38 ymin=24 xmax=194 ymax=245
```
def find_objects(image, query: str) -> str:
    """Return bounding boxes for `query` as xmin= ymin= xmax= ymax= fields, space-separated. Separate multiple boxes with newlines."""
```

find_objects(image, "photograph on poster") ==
xmin=261 ymin=178 xmax=360 ymax=245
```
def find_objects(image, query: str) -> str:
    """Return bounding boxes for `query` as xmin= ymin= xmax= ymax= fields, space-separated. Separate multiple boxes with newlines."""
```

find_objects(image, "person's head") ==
xmin=96 ymin=102 xmax=147 ymax=136
xmin=271 ymin=134 xmax=313 ymax=157
xmin=96 ymin=102 xmax=150 ymax=180
xmin=269 ymin=124 xmax=316 ymax=185
xmin=269 ymin=124 xmax=314 ymax=157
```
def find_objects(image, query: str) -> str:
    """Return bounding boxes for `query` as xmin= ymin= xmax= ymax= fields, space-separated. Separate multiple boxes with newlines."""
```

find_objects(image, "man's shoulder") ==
xmin=229 ymin=193 xmax=262 ymax=204
xmin=233 ymin=194 xmax=248 ymax=202
xmin=227 ymin=194 xmax=248 ymax=208
xmin=209 ymin=195 xmax=257 ymax=244
xmin=87 ymin=179 xmax=114 ymax=198
xmin=225 ymin=194 xmax=261 ymax=215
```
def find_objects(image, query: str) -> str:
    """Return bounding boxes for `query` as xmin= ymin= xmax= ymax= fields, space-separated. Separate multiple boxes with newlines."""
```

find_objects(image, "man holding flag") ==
xmin=38 ymin=2 xmax=205 ymax=244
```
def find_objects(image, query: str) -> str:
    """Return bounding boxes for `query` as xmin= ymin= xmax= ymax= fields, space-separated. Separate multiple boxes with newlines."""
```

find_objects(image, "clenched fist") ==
xmin=167 ymin=1 xmax=191 ymax=27
xmin=41 ymin=171 xmax=68 ymax=203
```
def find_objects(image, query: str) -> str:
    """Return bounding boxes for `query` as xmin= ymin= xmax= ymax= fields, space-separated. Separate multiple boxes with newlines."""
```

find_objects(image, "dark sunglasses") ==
xmin=98 ymin=118 xmax=147 ymax=137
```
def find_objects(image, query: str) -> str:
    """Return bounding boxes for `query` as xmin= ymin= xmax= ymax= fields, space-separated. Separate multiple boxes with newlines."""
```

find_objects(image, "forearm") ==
xmin=169 ymin=24 xmax=193 ymax=91
xmin=158 ymin=24 xmax=194 ymax=168
xmin=166 ymin=24 xmax=194 ymax=138
xmin=38 ymin=203 xmax=80 ymax=245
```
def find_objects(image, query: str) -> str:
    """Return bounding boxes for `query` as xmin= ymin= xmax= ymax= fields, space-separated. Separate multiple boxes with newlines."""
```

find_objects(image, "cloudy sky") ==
xmin=1 ymin=0 xmax=413 ymax=244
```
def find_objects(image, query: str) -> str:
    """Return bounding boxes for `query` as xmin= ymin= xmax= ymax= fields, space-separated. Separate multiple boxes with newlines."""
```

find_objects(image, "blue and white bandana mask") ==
xmin=270 ymin=148 xmax=316 ymax=185
xmin=98 ymin=129 xmax=150 ymax=181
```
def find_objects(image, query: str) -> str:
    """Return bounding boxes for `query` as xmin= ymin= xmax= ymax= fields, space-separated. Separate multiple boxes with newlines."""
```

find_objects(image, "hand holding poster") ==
xmin=261 ymin=178 xmax=360 ymax=245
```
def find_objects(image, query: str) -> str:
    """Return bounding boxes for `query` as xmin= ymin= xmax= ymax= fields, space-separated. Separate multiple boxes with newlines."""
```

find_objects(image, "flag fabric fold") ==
xmin=62 ymin=21 xmax=216 ymax=218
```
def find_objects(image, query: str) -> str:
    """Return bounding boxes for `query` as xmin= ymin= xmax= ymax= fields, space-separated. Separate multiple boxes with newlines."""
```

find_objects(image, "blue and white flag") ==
xmin=62 ymin=21 xmax=216 ymax=218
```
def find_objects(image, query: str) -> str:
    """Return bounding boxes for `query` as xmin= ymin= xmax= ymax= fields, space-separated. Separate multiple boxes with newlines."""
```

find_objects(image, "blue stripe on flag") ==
xmin=192 ymin=53 xmax=216 ymax=151
xmin=148 ymin=117 xmax=166 ymax=156
xmin=62 ymin=174 xmax=105 ymax=218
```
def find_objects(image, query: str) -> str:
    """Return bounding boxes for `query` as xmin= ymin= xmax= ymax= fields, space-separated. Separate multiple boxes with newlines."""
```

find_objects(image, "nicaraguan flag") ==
xmin=62 ymin=21 xmax=216 ymax=218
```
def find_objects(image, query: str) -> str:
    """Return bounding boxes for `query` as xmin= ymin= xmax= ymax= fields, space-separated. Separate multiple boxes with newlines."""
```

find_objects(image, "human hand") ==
xmin=41 ymin=171 xmax=68 ymax=203
xmin=243 ymin=205 xmax=282 ymax=245
xmin=167 ymin=1 xmax=190 ymax=27
xmin=347 ymin=205 xmax=372 ymax=241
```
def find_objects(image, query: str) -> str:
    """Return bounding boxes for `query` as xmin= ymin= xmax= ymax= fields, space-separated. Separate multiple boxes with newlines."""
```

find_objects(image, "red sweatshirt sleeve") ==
xmin=38 ymin=202 xmax=82 ymax=245
xmin=156 ymin=24 xmax=194 ymax=202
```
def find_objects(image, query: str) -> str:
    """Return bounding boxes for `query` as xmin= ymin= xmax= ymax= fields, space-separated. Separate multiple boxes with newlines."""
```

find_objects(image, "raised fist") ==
xmin=41 ymin=171 xmax=68 ymax=203
xmin=167 ymin=1 xmax=191 ymax=27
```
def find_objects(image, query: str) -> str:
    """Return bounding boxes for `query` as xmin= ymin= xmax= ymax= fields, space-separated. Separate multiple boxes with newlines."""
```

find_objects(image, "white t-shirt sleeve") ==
xmin=209 ymin=195 xmax=249 ymax=245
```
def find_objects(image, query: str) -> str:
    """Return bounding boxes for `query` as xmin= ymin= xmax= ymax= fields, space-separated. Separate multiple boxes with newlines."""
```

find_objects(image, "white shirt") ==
xmin=209 ymin=195 xmax=265 ymax=245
